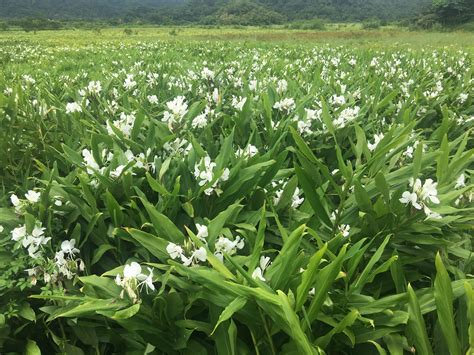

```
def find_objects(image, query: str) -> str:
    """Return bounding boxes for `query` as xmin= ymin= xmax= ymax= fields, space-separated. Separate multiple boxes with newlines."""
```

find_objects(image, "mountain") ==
xmin=0 ymin=0 xmax=432 ymax=22
xmin=0 ymin=0 xmax=182 ymax=19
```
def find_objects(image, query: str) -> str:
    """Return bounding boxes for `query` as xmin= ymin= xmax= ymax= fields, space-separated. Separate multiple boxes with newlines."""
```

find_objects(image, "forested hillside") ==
xmin=1 ymin=0 xmax=432 ymax=22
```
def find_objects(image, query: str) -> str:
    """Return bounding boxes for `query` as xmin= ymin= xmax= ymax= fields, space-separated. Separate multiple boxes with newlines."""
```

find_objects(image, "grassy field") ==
xmin=0 ymin=27 xmax=473 ymax=354
xmin=1 ymin=26 xmax=474 ymax=50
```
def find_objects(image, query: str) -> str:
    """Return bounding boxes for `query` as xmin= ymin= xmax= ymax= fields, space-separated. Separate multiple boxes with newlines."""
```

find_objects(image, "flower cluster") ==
xmin=273 ymin=98 xmax=296 ymax=113
xmin=399 ymin=178 xmax=441 ymax=219
xmin=236 ymin=144 xmax=258 ymax=159
xmin=12 ymin=221 xmax=50 ymax=259
xmin=252 ymin=256 xmax=271 ymax=281
xmin=107 ymin=112 xmax=136 ymax=138
xmin=167 ymin=242 xmax=207 ymax=267
xmin=10 ymin=190 xmax=41 ymax=213
xmin=51 ymin=239 xmax=85 ymax=282
xmin=272 ymin=180 xmax=304 ymax=209
xmin=166 ymin=223 xmax=245 ymax=266
xmin=333 ymin=106 xmax=360 ymax=128
xmin=193 ymin=156 xmax=230 ymax=196
xmin=162 ymin=96 xmax=188 ymax=130
xmin=115 ymin=262 xmax=155 ymax=303
xmin=65 ymin=102 xmax=82 ymax=114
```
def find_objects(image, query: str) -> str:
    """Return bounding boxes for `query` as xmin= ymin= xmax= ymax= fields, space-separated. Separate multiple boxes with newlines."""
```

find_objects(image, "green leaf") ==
xmin=112 ymin=304 xmax=140 ymax=320
xmin=320 ymin=98 xmax=335 ymax=135
xmin=406 ymin=283 xmax=433 ymax=355
xmin=306 ymin=244 xmax=348 ymax=326
xmin=62 ymin=143 xmax=83 ymax=166
xmin=436 ymin=134 xmax=449 ymax=184
xmin=315 ymin=309 xmax=359 ymax=349
xmin=351 ymin=236 xmax=391 ymax=293
xmin=211 ymin=297 xmax=247 ymax=335
xmin=141 ymin=198 xmax=184 ymax=243
xmin=295 ymin=164 xmax=332 ymax=227
xmin=207 ymin=203 xmax=243 ymax=246
xmin=216 ymin=129 xmax=234 ymax=171
xmin=248 ymin=205 xmax=266 ymax=273
xmin=266 ymin=224 xmax=306 ymax=290
xmin=275 ymin=175 xmax=298 ymax=210
xmin=434 ymin=252 xmax=461 ymax=355
xmin=146 ymin=172 xmax=169 ymax=195
xmin=276 ymin=291 xmax=316 ymax=354
xmin=91 ymin=244 xmax=115 ymax=265
xmin=105 ymin=190 xmax=123 ymax=226
xmin=25 ymin=339 xmax=41 ymax=355
xmin=296 ymin=243 xmax=328 ymax=311
xmin=354 ymin=180 xmax=372 ymax=213
xmin=465 ymin=282 xmax=474 ymax=354
xmin=19 ymin=303 xmax=36 ymax=321
xmin=412 ymin=140 xmax=423 ymax=179
xmin=126 ymin=228 xmax=169 ymax=261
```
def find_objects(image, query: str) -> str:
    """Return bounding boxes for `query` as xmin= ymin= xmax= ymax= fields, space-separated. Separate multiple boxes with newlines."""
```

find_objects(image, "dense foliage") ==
xmin=0 ymin=0 xmax=432 ymax=23
xmin=0 ymin=37 xmax=473 ymax=354
xmin=432 ymin=0 xmax=474 ymax=24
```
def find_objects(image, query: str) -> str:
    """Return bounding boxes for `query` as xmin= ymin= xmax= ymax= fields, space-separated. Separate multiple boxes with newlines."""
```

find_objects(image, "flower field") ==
xmin=0 ymin=37 xmax=473 ymax=354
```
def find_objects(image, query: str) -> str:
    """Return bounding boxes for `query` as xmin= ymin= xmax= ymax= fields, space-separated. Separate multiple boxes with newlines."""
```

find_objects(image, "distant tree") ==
xmin=432 ymin=0 xmax=474 ymax=24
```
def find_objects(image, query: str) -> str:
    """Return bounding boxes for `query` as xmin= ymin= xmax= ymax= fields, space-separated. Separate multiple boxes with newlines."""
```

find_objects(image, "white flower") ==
xmin=0 ymin=225 xmax=3 ymax=233
xmin=459 ymin=93 xmax=468 ymax=104
xmin=252 ymin=267 xmax=265 ymax=281
xmin=82 ymin=149 xmax=101 ymax=174
xmin=193 ymin=247 xmax=207 ymax=262
xmin=107 ymin=112 xmax=136 ymax=138
xmin=123 ymin=262 xmax=142 ymax=279
xmin=110 ymin=165 xmax=126 ymax=179
xmin=147 ymin=95 xmax=159 ymax=104
xmin=196 ymin=224 xmax=208 ymax=241
xmin=339 ymin=224 xmax=351 ymax=237
xmin=137 ymin=267 xmax=155 ymax=292
xmin=11 ymin=225 xmax=27 ymax=241
xmin=123 ymin=74 xmax=137 ymax=90
xmin=291 ymin=187 xmax=304 ymax=208
xmin=273 ymin=98 xmax=295 ymax=112
xmin=368 ymin=133 xmax=384 ymax=152
xmin=191 ymin=113 xmax=208 ymax=129
xmin=25 ymin=190 xmax=41 ymax=203
xmin=420 ymin=179 xmax=439 ymax=204
xmin=162 ymin=96 xmax=188 ymax=128
xmin=212 ymin=88 xmax=220 ymax=103
xmin=236 ymin=144 xmax=258 ymax=158
xmin=423 ymin=206 xmax=442 ymax=220
xmin=65 ymin=102 xmax=82 ymax=114
xmin=455 ymin=174 xmax=465 ymax=189
xmin=399 ymin=191 xmax=422 ymax=210
xmin=252 ymin=256 xmax=271 ymax=281
xmin=221 ymin=168 xmax=230 ymax=182
xmin=193 ymin=156 xmax=227 ymax=195
xmin=201 ymin=67 xmax=215 ymax=80
xmin=334 ymin=106 xmax=360 ymax=128
xmin=276 ymin=79 xmax=288 ymax=94
xmin=166 ymin=242 xmax=184 ymax=259
xmin=61 ymin=239 xmax=80 ymax=256
xmin=249 ymin=80 xmax=258 ymax=91
xmin=401 ymin=178 xmax=441 ymax=218
xmin=404 ymin=145 xmax=414 ymax=159
xmin=231 ymin=96 xmax=247 ymax=111
xmin=215 ymin=236 xmax=244 ymax=256
xmin=331 ymin=94 xmax=346 ymax=106
xmin=116 ymin=262 xmax=155 ymax=301
xmin=10 ymin=194 xmax=21 ymax=207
